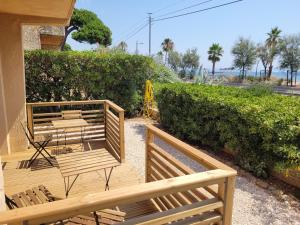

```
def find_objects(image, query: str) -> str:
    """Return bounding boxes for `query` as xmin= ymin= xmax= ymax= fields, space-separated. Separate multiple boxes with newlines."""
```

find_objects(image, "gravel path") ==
xmin=125 ymin=118 xmax=300 ymax=225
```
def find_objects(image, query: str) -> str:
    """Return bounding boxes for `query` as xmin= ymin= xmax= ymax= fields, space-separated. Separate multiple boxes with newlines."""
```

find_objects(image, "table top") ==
xmin=52 ymin=119 xmax=89 ymax=129
xmin=56 ymin=149 xmax=120 ymax=177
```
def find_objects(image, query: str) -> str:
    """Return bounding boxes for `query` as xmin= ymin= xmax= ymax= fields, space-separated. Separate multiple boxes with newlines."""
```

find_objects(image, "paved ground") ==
xmin=125 ymin=118 xmax=300 ymax=225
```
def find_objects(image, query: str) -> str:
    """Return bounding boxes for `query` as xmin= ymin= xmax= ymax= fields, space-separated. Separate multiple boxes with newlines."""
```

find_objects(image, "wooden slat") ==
xmin=170 ymin=212 xmax=222 ymax=225
xmin=118 ymin=110 xmax=125 ymax=163
xmin=106 ymin=131 xmax=120 ymax=150
xmin=106 ymin=138 xmax=121 ymax=162
xmin=11 ymin=195 xmax=24 ymax=208
xmin=106 ymin=110 xmax=119 ymax=123
xmin=60 ymin=158 xmax=118 ymax=173
xmin=27 ymin=100 xmax=105 ymax=107
xmin=57 ymin=148 xmax=107 ymax=160
xmin=33 ymin=117 xmax=62 ymax=122
xmin=33 ymin=112 xmax=62 ymax=117
xmin=25 ymin=189 xmax=41 ymax=205
xmin=146 ymin=125 xmax=235 ymax=171
xmin=150 ymin=143 xmax=218 ymax=197
xmin=62 ymin=162 xmax=120 ymax=177
xmin=119 ymin=198 xmax=223 ymax=225
xmin=106 ymin=122 xmax=120 ymax=140
xmin=32 ymin=187 xmax=48 ymax=204
xmin=19 ymin=192 xmax=33 ymax=206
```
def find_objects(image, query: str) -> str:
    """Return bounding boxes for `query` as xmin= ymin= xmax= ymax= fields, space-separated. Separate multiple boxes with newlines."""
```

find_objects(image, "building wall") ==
xmin=22 ymin=25 xmax=65 ymax=50
xmin=0 ymin=14 xmax=27 ymax=155
xmin=22 ymin=25 xmax=41 ymax=50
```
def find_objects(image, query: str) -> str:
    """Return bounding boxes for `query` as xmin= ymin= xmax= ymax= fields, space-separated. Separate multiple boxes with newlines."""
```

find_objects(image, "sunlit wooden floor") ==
xmin=2 ymin=141 xmax=143 ymax=200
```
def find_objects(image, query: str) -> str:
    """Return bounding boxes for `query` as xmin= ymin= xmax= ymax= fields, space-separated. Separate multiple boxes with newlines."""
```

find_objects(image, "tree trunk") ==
xmin=212 ymin=61 xmax=216 ymax=79
xmin=61 ymin=26 xmax=78 ymax=51
xmin=242 ymin=66 xmax=245 ymax=80
xmin=268 ymin=63 xmax=273 ymax=80
xmin=264 ymin=66 xmax=267 ymax=81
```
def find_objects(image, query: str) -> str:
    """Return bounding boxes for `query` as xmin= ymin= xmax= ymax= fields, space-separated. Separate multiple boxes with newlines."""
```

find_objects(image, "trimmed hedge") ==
xmin=156 ymin=83 xmax=300 ymax=178
xmin=25 ymin=50 xmax=176 ymax=116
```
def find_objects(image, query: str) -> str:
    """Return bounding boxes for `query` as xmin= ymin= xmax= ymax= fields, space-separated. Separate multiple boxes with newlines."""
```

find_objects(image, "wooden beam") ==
xmin=27 ymin=100 xmax=105 ymax=107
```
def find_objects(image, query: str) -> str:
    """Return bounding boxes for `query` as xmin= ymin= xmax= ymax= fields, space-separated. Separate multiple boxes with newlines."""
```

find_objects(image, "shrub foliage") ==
xmin=25 ymin=50 xmax=175 ymax=115
xmin=156 ymin=83 xmax=300 ymax=177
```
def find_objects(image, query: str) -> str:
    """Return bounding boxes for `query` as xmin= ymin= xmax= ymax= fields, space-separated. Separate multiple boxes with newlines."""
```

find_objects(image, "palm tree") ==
xmin=266 ymin=27 xmax=281 ymax=78
xmin=161 ymin=38 xmax=174 ymax=64
xmin=117 ymin=41 xmax=128 ymax=52
xmin=208 ymin=43 xmax=223 ymax=78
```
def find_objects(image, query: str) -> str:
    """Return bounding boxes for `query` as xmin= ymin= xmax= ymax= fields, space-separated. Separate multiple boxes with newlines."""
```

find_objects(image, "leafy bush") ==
xmin=25 ymin=50 xmax=175 ymax=115
xmin=155 ymin=83 xmax=300 ymax=178
xmin=246 ymin=84 xmax=274 ymax=96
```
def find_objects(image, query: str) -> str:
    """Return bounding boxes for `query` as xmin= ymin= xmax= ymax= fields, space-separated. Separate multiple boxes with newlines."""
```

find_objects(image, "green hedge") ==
xmin=155 ymin=83 xmax=300 ymax=178
xmin=25 ymin=50 xmax=176 ymax=116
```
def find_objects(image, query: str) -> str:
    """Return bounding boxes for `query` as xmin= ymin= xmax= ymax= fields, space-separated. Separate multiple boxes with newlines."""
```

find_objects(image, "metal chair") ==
xmin=61 ymin=110 xmax=85 ymax=149
xmin=20 ymin=122 xmax=54 ymax=168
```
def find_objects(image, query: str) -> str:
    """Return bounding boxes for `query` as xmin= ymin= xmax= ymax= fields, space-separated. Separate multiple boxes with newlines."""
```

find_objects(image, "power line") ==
xmin=114 ymin=18 xmax=147 ymax=43
xmin=152 ymin=0 xmax=191 ymax=14
xmin=153 ymin=0 xmax=243 ymax=22
xmin=155 ymin=0 xmax=215 ymax=19
xmin=125 ymin=23 xmax=148 ymax=41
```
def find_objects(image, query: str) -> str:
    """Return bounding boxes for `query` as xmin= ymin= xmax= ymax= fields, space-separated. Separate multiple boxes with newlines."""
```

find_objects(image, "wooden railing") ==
xmin=26 ymin=100 xmax=124 ymax=162
xmin=104 ymin=100 xmax=125 ymax=163
xmin=145 ymin=124 xmax=236 ymax=224
xmin=0 ymin=119 xmax=236 ymax=224
xmin=0 ymin=170 xmax=236 ymax=225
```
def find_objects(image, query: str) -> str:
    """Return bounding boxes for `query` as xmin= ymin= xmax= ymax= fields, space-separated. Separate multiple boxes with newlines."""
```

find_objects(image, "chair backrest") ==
xmin=20 ymin=122 xmax=34 ymax=145
xmin=62 ymin=110 xmax=82 ymax=120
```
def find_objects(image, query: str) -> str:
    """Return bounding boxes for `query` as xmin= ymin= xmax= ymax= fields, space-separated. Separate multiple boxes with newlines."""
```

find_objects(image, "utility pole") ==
xmin=148 ymin=13 xmax=152 ymax=56
xmin=135 ymin=41 xmax=144 ymax=55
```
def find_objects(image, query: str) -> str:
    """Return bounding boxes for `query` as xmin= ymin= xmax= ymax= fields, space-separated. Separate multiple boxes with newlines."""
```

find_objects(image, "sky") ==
xmin=68 ymin=0 xmax=300 ymax=71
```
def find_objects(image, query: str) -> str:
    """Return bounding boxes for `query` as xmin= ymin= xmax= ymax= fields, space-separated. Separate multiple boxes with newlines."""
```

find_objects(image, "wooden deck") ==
xmin=2 ymin=141 xmax=142 ymax=200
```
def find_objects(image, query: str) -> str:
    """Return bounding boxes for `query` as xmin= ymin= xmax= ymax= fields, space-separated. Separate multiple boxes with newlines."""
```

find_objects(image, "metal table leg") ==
xmin=104 ymin=167 xmax=114 ymax=191
xmin=64 ymin=174 xmax=79 ymax=198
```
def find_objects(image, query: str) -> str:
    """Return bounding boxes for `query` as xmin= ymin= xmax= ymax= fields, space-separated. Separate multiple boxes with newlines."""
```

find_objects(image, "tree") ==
xmin=279 ymin=34 xmax=300 ymax=73
xmin=161 ymin=38 xmax=174 ymax=64
xmin=266 ymin=27 xmax=282 ymax=78
xmin=256 ymin=43 xmax=270 ymax=79
xmin=117 ymin=41 xmax=128 ymax=52
xmin=181 ymin=48 xmax=200 ymax=79
xmin=231 ymin=37 xmax=256 ymax=79
xmin=168 ymin=51 xmax=181 ymax=72
xmin=208 ymin=43 xmax=223 ymax=78
xmin=61 ymin=8 xmax=112 ymax=50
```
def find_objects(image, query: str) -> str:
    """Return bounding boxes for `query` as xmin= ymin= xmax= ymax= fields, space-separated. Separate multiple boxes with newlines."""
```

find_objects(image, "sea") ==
xmin=203 ymin=70 xmax=295 ymax=79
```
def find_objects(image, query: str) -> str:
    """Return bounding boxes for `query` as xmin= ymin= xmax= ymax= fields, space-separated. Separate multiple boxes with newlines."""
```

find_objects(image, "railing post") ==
xmin=118 ymin=109 xmax=125 ymax=163
xmin=218 ymin=176 xmax=236 ymax=225
xmin=26 ymin=104 xmax=34 ymax=138
xmin=145 ymin=127 xmax=154 ymax=182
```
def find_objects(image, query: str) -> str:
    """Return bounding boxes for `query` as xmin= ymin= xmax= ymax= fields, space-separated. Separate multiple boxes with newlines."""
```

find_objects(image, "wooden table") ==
xmin=52 ymin=119 xmax=89 ymax=147
xmin=56 ymin=149 xmax=120 ymax=197
xmin=52 ymin=118 xmax=89 ymax=129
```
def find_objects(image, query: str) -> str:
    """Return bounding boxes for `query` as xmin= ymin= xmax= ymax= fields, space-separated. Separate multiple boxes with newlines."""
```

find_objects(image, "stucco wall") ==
xmin=23 ymin=25 xmax=65 ymax=50
xmin=22 ymin=25 xmax=41 ymax=50
xmin=0 ymin=14 xmax=27 ymax=155
xmin=0 ymin=158 xmax=4 ymax=212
